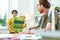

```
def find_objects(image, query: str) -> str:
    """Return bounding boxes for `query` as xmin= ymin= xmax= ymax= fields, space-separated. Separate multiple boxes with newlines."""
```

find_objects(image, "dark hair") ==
xmin=39 ymin=0 xmax=51 ymax=9
xmin=12 ymin=10 xmax=18 ymax=14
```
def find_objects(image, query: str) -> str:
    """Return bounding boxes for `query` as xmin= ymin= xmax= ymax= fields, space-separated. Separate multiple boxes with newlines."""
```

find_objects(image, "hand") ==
xmin=9 ymin=30 xmax=15 ymax=33
xmin=27 ymin=30 xmax=34 ymax=34
xmin=29 ymin=28 xmax=32 ymax=30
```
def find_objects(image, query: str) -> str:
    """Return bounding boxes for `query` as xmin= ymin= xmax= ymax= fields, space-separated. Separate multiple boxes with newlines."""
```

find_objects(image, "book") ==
xmin=14 ymin=16 xmax=25 ymax=33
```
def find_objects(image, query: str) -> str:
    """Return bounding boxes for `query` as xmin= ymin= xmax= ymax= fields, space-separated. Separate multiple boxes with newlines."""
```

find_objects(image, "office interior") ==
xmin=0 ymin=0 xmax=60 ymax=40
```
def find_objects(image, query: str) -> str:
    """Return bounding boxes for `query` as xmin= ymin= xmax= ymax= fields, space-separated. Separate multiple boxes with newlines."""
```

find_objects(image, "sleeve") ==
xmin=8 ymin=19 xmax=14 ymax=31
xmin=8 ymin=19 xmax=12 ymax=28
xmin=47 ymin=13 xmax=52 ymax=23
xmin=8 ymin=19 xmax=11 ymax=31
xmin=47 ymin=12 xmax=58 ymax=24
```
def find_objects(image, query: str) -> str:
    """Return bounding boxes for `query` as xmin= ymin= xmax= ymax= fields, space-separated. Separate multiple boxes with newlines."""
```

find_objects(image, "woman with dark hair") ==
xmin=8 ymin=10 xmax=18 ymax=34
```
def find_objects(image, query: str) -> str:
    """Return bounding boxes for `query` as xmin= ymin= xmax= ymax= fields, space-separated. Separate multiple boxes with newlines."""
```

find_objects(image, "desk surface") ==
xmin=0 ymin=34 xmax=42 ymax=39
xmin=35 ymin=30 xmax=60 ymax=38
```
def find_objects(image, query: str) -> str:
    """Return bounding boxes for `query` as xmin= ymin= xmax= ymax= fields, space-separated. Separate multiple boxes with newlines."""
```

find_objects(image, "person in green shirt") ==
xmin=23 ymin=0 xmax=59 ymax=34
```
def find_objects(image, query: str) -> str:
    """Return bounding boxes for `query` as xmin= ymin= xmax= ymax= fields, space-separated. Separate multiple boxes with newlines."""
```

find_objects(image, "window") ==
xmin=0 ymin=0 xmax=18 ymax=28
xmin=0 ymin=0 xmax=8 ymax=26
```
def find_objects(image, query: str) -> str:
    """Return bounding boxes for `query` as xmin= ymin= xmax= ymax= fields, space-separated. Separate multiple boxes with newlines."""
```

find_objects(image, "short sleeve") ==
xmin=47 ymin=12 xmax=58 ymax=24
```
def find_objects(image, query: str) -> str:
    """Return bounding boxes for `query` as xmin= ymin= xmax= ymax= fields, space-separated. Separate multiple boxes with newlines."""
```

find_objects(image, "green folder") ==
xmin=14 ymin=16 xmax=25 ymax=33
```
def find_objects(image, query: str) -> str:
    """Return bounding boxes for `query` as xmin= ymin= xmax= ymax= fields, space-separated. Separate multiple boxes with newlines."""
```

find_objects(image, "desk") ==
xmin=35 ymin=30 xmax=60 ymax=38
xmin=0 ymin=34 xmax=42 ymax=39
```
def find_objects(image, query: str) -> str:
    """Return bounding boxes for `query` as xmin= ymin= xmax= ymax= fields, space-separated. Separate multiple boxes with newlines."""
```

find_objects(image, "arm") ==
xmin=8 ymin=19 xmax=15 ymax=32
xmin=29 ymin=25 xmax=40 ymax=30
xmin=8 ymin=25 xmax=14 ymax=32
xmin=44 ymin=12 xmax=58 ymax=30
xmin=29 ymin=16 xmax=44 ymax=30
xmin=45 ymin=23 xmax=52 ymax=30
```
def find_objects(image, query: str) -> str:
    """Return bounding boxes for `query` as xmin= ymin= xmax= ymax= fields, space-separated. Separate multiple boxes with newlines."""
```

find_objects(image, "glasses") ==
xmin=37 ymin=4 xmax=40 ymax=8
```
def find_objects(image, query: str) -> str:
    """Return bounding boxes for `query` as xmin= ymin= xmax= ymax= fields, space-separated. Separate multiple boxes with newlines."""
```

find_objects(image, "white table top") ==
xmin=0 ymin=34 xmax=42 ymax=39
xmin=35 ymin=30 xmax=60 ymax=38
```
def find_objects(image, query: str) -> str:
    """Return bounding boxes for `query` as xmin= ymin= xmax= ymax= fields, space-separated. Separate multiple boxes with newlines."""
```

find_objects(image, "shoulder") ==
xmin=9 ymin=18 xmax=13 ymax=21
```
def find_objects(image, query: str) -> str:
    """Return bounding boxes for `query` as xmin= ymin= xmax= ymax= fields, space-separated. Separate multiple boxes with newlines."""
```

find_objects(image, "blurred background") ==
xmin=0 ymin=0 xmax=60 ymax=38
xmin=0 ymin=0 xmax=60 ymax=40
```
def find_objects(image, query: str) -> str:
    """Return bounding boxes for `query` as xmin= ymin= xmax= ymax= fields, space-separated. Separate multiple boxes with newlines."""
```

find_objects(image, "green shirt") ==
xmin=39 ymin=14 xmax=48 ymax=28
xmin=48 ymin=12 xmax=59 ymax=30
xmin=39 ymin=12 xmax=59 ymax=29
xmin=30 ymin=12 xmax=59 ymax=30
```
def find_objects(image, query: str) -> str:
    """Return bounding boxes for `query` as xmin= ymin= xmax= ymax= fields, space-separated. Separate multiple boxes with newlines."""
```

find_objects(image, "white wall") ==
xmin=18 ymin=0 xmax=34 ymax=15
xmin=18 ymin=0 xmax=35 ymax=28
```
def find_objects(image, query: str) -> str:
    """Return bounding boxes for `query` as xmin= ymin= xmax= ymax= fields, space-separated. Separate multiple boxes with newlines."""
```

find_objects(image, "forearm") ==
xmin=29 ymin=25 xmax=40 ymax=30
xmin=45 ymin=23 xmax=52 ymax=30
xmin=8 ymin=25 xmax=14 ymax=32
